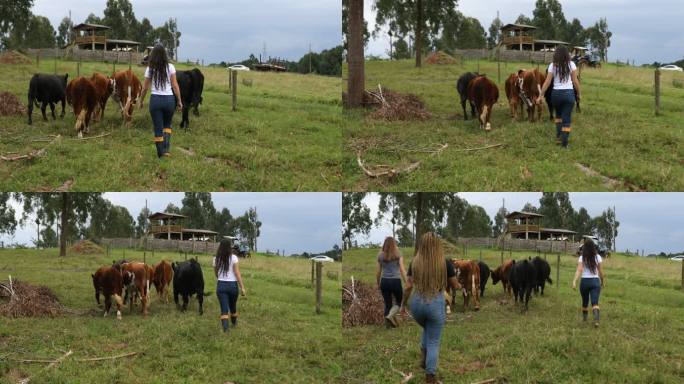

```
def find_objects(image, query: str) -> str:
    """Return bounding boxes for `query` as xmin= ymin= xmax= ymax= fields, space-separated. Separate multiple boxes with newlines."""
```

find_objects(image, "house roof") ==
xmin=541 ymin=228 xmax=578 ymax=234
xmin=506 ymin=211 xmax=544 ymax=219
xmin=148 ymin=212 xmax=187 ymax=220
xmin=106 ymin=39 xmax=140 ymax=45
xmin=501 ymin=23 xmax=537 ymax=31
xmin=534 ymin=39 xmax=570 ymax=45
xmin=73 ymin=23 xmax=111 ymax=31
xmin=182 ymin=228 xmax=219 ymax=235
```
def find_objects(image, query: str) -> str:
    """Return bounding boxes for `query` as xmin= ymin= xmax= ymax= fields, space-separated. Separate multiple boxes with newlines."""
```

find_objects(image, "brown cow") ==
xmin=153 ymin=260 xmax=174 ymax=303
xmin=520 ymin=69 xmax=544 ymax=122
xmin=66 ymin=77 xmax=97 ymax=138
xmin=90 ymin=72 xmax=113 ymax=121
xmin=121 ymin=262 xmax=151 ymax=316
xmin=111 ymin=69 xmax=142 ymax=124
xmin=505 ymin=72 xmax=524 ymax=119
xmin=491 ymin=260 xmax=514 ymax=297
xmin=450 ymin=259 xmax=481 ymax=311
xmin=93 ymin=266 xmax=125 ymax=319
xmin=467 ymin=76 xmax=499 ymax=131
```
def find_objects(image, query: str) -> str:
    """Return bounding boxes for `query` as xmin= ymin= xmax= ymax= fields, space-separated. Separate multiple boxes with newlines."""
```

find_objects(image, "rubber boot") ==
xmin=163 ymin=129 xmax=172 ymax=156
xmin=420 ymin=347 xmax=426 ymax=369
xmin=220 ymin=315 xmax=230 ymax=332
xmin=555 ymin=119 xmax=562 ymax=144
xmin=231 ymin=314 xmax=238 ymax=328
xmin=426 ymin=374 xmax=438 ymax=384
xmin=592 ymin=308 xmax=600 ymax=327
xmin=582 ymin=307 xmax=588 ymax=322
xmin=154 ymin=139 xmax=164 ymax=158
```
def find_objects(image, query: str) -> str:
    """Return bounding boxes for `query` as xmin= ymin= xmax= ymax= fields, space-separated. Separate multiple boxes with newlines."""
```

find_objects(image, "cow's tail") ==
xmin=75 ymin=109 xmax=87 ymax=135
xmin=480 ymin=105 xmax=488 ymax=124
xmin=123 ymin=85 xmax=133 ymax=119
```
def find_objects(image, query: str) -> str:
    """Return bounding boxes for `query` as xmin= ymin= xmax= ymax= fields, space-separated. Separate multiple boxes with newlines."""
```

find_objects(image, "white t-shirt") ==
xmin=548 ymin=61 xmax=577 ymax=90
xmin=144 ymin=63 xmax=176 ymax=95
xmin=578 ymin=254 xmax=603 ymax=279
xmin=212 ymin=254 xmax=239 ymax=282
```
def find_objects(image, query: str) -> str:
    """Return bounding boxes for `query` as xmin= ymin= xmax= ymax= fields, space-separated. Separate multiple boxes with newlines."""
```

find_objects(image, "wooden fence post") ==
xmin=556 ymin=253 xmax=561 ymax=289
xmin=36 ymin=51 xmax=40 ymax=68
xmin=497 ymin=48 xmax=501 ymax=84
xmin=129 ymin=51 xmax=132 ymax=70
xmin=311 ymin=259 xmax=315 ymax=285
xmin=655 ymin=69 xmax=661 ymax=116
xmin=681 ymin=259 xmax=683 ymax=290
xmin=231 ymin=70 xmax=238 ymax=111
xmin=228 ymin=69 xmax=232 ymax=93
xmin=315 ymin=262 xmax=322 ymax=314
xmin=479 ymin=250 xmax=482 ymax=262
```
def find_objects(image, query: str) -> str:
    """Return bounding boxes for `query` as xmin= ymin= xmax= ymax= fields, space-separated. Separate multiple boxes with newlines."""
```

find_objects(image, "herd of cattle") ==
xmin=26 ymin=67 xmax=205 ymax=137
xmin=446 ymin=256 xmax=553 ymax=313
xmin=456 ymin=69 xmax=580 ymax=131
xmin=91 ymin=258 xmax=209 ymax=320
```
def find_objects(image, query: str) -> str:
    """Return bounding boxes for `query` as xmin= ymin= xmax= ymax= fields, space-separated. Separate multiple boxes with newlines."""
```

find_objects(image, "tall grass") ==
xmin=0 ymin=249 xmax=342 ymax=383
xmin=342 ymin=59 xmax=684 ymax=191
xmin=341 ymin=247 xmax=684 ymax=383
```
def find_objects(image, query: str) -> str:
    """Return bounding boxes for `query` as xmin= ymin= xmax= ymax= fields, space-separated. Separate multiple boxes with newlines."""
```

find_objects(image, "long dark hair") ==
xmin=552 ymin=45 xmax=571 ymax=83
xmin=582 ymin=239 xmax=598 ymax=274
xmin=215 ymin=239 xmax=233 ymax=275
xmin=148 ymin=45 xmax=169 ymax=90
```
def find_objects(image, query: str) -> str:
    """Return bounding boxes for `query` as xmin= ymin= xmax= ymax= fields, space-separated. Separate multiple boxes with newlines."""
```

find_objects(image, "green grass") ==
xmin=0 ymin=59 xmax=342 ymax=191
xmin=342 ymin=59 xmax=684 ymax=191
xmin=0 ymin=249 xmax=342 ymax=383
xmin=341 ymin=247 xmax=684 ymax=383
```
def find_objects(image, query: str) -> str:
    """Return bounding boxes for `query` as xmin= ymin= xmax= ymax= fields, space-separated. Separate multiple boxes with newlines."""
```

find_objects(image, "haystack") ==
xmin=343 ymin=279 xmax=384 ymax=327
xmin=0 ymin=92 xmax=26 ymax=116
xmin=69 ymin=240 xmax=104 ymax=255
xmin=441 ymin=239 xmax=461 ymax=258
xmin=425 ymin=51 xmax=457 ymax=65
xmin=0 ymin=279 xmax=63 ymax=317
xmin=363 ymin=87 xmax=432 ymax=121
xmin=0 ymin=50 xmax=32 ymax=65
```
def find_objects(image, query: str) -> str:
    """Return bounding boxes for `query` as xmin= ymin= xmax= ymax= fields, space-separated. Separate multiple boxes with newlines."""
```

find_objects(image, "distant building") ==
xmin=72 ymin=23 xmax=140 ymax=52
xmin=500 ymin=23 xmax=570 ymax=52
xmin=505 ymin=211 xmax=577 ymax=241
xmin=148 ymin=212 xmax=218 ymax=241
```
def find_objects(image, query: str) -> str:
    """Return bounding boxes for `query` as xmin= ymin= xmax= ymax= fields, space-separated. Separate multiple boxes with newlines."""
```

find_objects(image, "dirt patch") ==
xmin=0 ymin=92 xmax=26 ymax=116
xmin=361 ymin=87 xmax=432 ymax=121
xmin=425 ymin=51 xmax=457 ymax=65
xmin=0 ymin=50 xmax=32 ymax=65
xmin=0 ymin=279 xmax=64 ymax=317
xmin=451 ymin=360 xmax=494 ymax=374
xmin=343 ymin=279 xmax=384 ymax=327
xmin=69 ymin=240 xmax=103 ymax=255
xmin=4 ymin=368 xmax=30 ymax=382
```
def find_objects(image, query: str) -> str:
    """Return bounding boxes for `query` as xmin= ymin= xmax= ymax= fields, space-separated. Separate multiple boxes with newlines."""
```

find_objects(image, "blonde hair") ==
xmin=411 ymin=232 xmax=447 ymax=297
xmin=381 ymin=237 xmax=401 ymax=261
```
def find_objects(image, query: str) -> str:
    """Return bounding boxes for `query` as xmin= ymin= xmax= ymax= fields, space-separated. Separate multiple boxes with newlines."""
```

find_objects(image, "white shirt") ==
xmin=212 ymin=254 xmax=239 ymax=282
xmin=578 ymin=254 xmax=603 ymax=279
xmin=548 ymin=61 xmax=577 ymax=90
xmin=144 ymin=63 xmax=176 ymax=95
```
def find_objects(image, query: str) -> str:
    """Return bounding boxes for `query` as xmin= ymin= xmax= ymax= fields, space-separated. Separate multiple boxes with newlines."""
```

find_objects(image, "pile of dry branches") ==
xmin=0 ymin=91 xmax=26 ymax=116
xmin=342 ymin=277 xmax=385 ymax=327
xmin=0 ymin=277 xmax=64 ymax=318
xmin=364 ymin=86 xmax=432 ymax=121
xmin=425 ymin=51 xmax=458 ymax=65
xmin=0 ymin=50 xmax=32 ymax=65
xmin=69 ymin=240 xmax=103 ymax=255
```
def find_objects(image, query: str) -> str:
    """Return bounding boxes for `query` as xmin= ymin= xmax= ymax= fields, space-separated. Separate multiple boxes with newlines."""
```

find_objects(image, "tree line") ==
xmin=0 ymin=193 xmax=261 ymax=257
xmin=209 ymin=45 xmax=343 ymax=77
xmin=1 ymin=0 xmax=181 ymax=58
xmin=343 ymin=192 xmax=618 ymax=251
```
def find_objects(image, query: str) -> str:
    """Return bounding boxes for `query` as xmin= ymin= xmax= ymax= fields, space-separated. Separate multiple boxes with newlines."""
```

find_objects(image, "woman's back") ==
xmin=378 ymin=252 xmax=401 ymax=279
xmin=145 ymin=63 xmax=176 ymax=95
xmin=548 ymin=61 xmax=577 ymax=90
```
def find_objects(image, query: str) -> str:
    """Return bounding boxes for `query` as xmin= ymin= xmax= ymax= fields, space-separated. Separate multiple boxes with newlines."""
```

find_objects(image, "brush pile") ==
xmin=342 ymin=278 xmax=384 ymax=327
xmin=0 ymin=278 xmax=64 ymax=317
xmin=0 ymin=50 xmax=32 ymax=65
xmin=69 ymin=240 xmax=103 ymax=255
xmin=0 ymin=92 xmax=26 ymax=116
xmin=441 ymin=239 xmax=461 ymax=257
xmin=363 ymin=86 xmax=431 ymax=121
xmin=425 ymin=51 xmax=457 ymax=65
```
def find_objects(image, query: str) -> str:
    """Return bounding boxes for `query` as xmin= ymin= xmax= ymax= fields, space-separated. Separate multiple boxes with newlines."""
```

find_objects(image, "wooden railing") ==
xmin=74 ymin=35 xmax=107 ymax=46
xmin=150 ymin=225 xmax=182 ymax=234
xmin=507 ymin=224 xmax=540 ymax=233
xmin=502 ymin=35 xmax=535 ymax=47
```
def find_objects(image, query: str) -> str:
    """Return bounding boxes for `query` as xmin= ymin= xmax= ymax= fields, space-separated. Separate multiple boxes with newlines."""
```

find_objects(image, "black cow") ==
xmin=456 ymin=72 xmax=480 ymax=120
xmin=544 ymin=69 xmax=581 ymax=121
xmin=172 ymin=258 xmax=207 ymax=315
xmin=27 ymin=73 xmax=68 ymax=125
xmin=510 ymin=259 xmax=537 ymax=310
xmin=531 ymin=256 xmax=553 ymax=296
xmin=478 ymin=261 xmax=490 ymax=297
xmin=176 ymin=68 xmax=205 ymax=129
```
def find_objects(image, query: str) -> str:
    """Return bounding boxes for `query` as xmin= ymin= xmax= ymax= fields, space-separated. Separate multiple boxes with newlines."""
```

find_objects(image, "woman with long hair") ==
xmin=572 ymin=239 xmax=605 ymax=327
xmin=400 ymin=233 xmax=461 ymax=384
xmin=213 ymin=239 xmax=246 ymax=332
xmin=139 ymin=45 xmax=182 ymax=158
xmin=376 ymin=236 xmax=407 ymax=328
xmin=538 ymin=45 xmax=582 ymax=148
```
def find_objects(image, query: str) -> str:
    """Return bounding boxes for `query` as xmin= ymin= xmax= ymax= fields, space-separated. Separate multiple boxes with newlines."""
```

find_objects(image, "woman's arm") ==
xmin=139 ymin=77 xmax=151 ymax=109
xmin=234 ymin=262 xmax=246 ymax=296
xmin=538 ymin=73 xmax=553 ymax=102
xmin=400 ymin=276 xmax=413 ymax=314
xmin=571 ymin=69 xmax=581 ymax=98
xmin=399 ymin=257 xmax=407 ymax=284
xmin=572 ymin=261 xmax=583 ymax=289
xmin=376 ymin=261 xmax=382 ymax=287
xmin=598 ymin=263 xmax=605 ymax=287
xmin=170 ymin=73 xmax=182 ymax=111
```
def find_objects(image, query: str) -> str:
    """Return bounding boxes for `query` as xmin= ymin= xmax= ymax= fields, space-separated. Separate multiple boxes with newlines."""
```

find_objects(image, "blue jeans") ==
xmin=580 ymin=278 xmax=601 ymax=307
xmin=149 ymin=94 xmax=175 ymax=156
xmin=216 ymin=280 xmax=239 ymax=315
xmin=551 ymin=89 xmax=576 ymax=147
xmin=410 ymin=292 xmax=446 ymax=375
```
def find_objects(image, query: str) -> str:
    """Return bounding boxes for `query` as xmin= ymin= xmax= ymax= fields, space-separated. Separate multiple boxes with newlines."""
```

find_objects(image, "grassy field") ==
xmin=0 ymin=249 xmax=342 ymax=383
xmin=342 ymin=59 xmax=684 ymax=191
xmin=341 ymin=246 xmax=684 ymax=383
xmin=0 ymin=58 xmax=341 ymax=191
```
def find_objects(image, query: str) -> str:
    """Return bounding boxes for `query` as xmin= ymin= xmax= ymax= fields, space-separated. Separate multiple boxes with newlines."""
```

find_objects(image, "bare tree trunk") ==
xmin=414 ymin=192 xmax=424 ymax=253
xmin=415 ymin=0 xmax=423 ymax=68
xmin=59 ymin=193 xmax=69 ymax=257
xmin=346 ymin=0 xmax=365 ymax=108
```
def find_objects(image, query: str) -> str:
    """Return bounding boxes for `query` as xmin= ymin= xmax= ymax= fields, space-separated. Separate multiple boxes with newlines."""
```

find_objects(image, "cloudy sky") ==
xmin=1 ymin=193 xmax=341 ymax=255
xmin=365 ymin=0 xmax=684 ymax=65
xmin=359 ymin=193 xmax=684 ymax=255
xmin=33 ymin=0 xmax=341 ymax=63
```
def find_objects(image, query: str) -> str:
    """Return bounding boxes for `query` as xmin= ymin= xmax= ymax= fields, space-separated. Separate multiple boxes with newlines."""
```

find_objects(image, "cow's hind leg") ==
xmin=27 ymin=96 xmax=34 ymax=125
xmin=49 ymin=103 xmax=56 ymax=120
xmin=40 ymin=102 xmax=48 ymax=121
xmin=60 ymin=99 xmax=65 ymax=118
xmin=182 ymin=294 xmax=189 ymax=311
xmin=461 ymin=99 xmax=468 ymax=120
